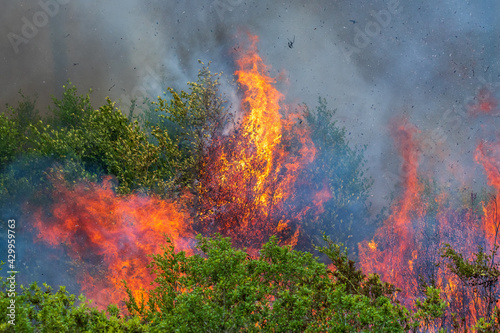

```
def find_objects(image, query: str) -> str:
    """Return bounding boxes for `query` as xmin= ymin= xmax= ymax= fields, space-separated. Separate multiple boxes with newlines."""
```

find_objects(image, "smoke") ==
xmin=2 ymin=0 xmax=500 ymax=213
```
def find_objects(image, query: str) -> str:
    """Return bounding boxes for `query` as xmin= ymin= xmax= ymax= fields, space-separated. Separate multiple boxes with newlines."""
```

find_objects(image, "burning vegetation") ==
xmin=2 ymin=33 xmax=500 ymax=331
xmin=359 ymin=119 xmax=500 ymax=330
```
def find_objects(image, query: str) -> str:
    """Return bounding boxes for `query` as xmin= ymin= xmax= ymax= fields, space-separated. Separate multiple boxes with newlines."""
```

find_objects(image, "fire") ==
xmin=312 ymin=182 xmax=333 ymax=215
xmin=26 ymin=31 xmax=500 ymax=330
xmin=32 ymin=173 xmax=193 ymax=309
xmin=195 ymin=33 xmax=317 ymax=251
xmin=20 ymin=31 xmax=500 ymax=329
xmin=359 ymin=116 xmax=500 ymax=328
xmin=367 ymin=239 xmax=377 ymax=251
xmin=31 ymin=33 xmax=325 ymax=310
xmin=359 ymin=118 xmax=424 ymax=302
xmin=468 ymin=86 xmax=499 ymax=116
xmin=475 ymin=140 xmax=500 ymax=245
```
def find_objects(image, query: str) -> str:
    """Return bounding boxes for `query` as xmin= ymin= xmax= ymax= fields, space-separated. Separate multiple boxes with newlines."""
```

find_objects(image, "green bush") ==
xmin=28 ymin=97 xmax=181 ymax=195
xmin=126 ymin=235 xmax=411 ymax=332
xmin=0 ymin=234 xmax=453 ymax=332
xmin=0 ymin=268 xmax=147 ymax=332
xmin=152 ymin=61 xmax=230 ymax=190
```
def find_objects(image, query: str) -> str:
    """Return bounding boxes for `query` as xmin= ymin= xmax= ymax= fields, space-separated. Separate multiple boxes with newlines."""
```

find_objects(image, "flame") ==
xmin=468 ymin=86 xmax=499 ymax=116
xmin=475 ymin=140 xmax=500 ymax=246
xmin=195 ymin=33 xmax=317 ymax=251
xmin=312 ymin=182 xmax=333 ymax=215
xmin=24 ymin=33 xmax=500 ymax=329
xmin=359 ymin=118 xmax=424 ymax=302
xmin=359 ymin=118 xmax=500 ymax=328
xmin=32 ymin=174 xmax=193 ymax=309
xmin=31 ymin=33 xmax=326 ymax=310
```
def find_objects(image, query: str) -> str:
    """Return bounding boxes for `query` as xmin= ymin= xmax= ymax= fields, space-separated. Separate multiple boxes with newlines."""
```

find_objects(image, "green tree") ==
xmin=5 ymin=91 xmax=40 ymax=147
xmin=300 ymin=97 xmax=373 ymax=251
xmin=29 ymin=96 xmax=182 ymax=195
xmin=47 ymin=82 xmax=93 ymax=130
xmin=152 ymin=61 xmax=230 ymax=190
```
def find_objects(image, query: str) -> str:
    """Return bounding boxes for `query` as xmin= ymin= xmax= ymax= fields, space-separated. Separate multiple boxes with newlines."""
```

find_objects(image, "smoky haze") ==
xmin=2 ymin=0 xmax=500 ymax=210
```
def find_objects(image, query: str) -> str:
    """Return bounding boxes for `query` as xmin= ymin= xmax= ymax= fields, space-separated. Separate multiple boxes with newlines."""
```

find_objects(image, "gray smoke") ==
xmin=2 ymin=0 xmax=500 ymax=212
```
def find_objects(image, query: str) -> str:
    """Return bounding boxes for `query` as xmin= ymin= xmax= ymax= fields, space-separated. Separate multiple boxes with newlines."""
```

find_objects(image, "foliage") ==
xmin=0 ymin=234 xmax=465 ymax=332
xmin=47 ymin=83 xmax=93 ymax=130
xmin=28 ymin=95 xmax=182 ymax=195
xmin=472 ymin=307 xmax=500 ymax=332
xmin=441 ymin=244 xmax=500 ymax=329
xmin=152 ymin=61 xmax=230 ymax=190
xmin=1 ymin=91 xmax=43 ymax=173
xmin=0 ymin=267 xmax=147 ymax=332
xmin=0 ymin=88 xmax=97 ymax=209
xmin=5 ymin=91 xmax=41 ymax=147
xmin=0 ymin=114 xmax=19 ymax=172
xmin=412 ymin=286 xmax=448 ymax=332
xmin=1 ymin=64 xmax=228 ymax=199
xmin=126 ymin=234 xmax=411 ymax=332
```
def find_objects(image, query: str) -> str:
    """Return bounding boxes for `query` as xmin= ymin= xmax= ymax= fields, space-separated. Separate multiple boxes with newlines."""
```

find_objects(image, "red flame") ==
xmin=195 ymin=33 xmax=317 ymax=252
xmin=359 ymin=118 xmax=424 ymax=303
xmin=32 ymin=174 xmax=193 ymax=309
xmin=360 ymin=118 xmax=500 ymax=327
xmin=31 ymin=33 xmax=327 ymax=310
xmin=475 ymin=140 xmax=500 ymax=247
xmin=312 ymin=182 xmax=333 ymax=215
xmin=468 ymin=86 xmax=498 ymax=116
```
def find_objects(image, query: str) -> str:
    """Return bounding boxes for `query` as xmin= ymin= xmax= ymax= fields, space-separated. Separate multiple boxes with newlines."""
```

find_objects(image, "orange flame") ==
xmin=32 ymin=174 xmax=193 ymax=309
xmin=31 ymin=33 xmax=326 ymax=310
xmin=359 ymin=118 xmax=424 ymax=301
xmin=195 ymin=33 xmax=317 ymax=251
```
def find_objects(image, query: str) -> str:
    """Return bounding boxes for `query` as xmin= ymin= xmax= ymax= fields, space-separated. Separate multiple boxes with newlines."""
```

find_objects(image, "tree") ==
xmin=5 ymin=91 xmax=40 ymax=149
xmin=152 ymin=61 xmax=230 ymax=191
xmin=299 ymin=97 xmax=373 ymax=252
xmin=29 ymin=94 xmax=181 ymax=195
xmin=47 ymin=83 xmax=93 ymax=130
